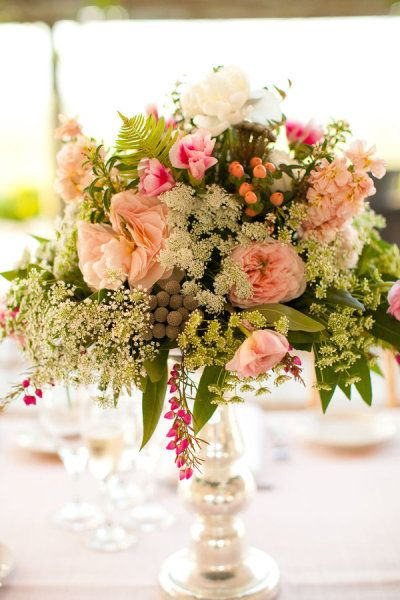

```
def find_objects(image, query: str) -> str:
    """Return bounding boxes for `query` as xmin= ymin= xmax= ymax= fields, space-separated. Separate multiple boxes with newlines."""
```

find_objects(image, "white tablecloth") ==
xmin=1 ymin=409 xmax=400 ymax=599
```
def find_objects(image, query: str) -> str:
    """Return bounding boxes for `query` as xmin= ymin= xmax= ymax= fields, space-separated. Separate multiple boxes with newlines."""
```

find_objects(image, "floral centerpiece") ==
xmin=1 ymin=66 xmax=400 ymax=480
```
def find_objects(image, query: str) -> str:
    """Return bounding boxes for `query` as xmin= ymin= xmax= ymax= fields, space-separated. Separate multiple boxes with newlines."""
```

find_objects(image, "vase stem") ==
xmin=160 ymin=405 xmax=280 ymax=599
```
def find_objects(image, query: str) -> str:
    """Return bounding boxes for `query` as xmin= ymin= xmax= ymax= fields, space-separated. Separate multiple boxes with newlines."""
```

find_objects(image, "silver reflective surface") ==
xmin=160 ymin=405 xmax=280 ymax=599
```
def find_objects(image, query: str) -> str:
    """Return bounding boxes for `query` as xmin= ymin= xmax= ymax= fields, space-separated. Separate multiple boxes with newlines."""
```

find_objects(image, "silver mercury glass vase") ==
xmin=159 ymin=404 xmax=280 ymax=600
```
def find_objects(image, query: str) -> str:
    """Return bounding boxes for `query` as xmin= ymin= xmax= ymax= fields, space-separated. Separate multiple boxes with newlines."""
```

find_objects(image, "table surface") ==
xmin=1 ymin=408 xmax=400 ymax=600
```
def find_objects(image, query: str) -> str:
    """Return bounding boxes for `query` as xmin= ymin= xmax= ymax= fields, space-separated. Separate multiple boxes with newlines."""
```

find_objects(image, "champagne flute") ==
xmin=39 ymin=385 xmax=102 ymax=531
xmin=84 ymin=402 xmax=137 ymax=552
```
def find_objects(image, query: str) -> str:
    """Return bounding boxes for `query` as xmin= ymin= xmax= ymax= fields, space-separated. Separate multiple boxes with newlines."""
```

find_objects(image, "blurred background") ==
xmin=0 ymin=0 xmax=399 ymax=231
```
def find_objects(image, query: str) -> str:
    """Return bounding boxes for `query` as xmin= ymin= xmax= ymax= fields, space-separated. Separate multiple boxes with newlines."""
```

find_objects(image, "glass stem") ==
xmin=71 ymin=470 xmax=82 ymax=506
xmin=101 ymin=479 xmax=115 ymax=528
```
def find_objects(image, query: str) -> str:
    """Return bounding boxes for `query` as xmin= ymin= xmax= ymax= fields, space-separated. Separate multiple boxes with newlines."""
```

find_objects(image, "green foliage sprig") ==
xmin=115 ymin=113 xmax=178 ymax=178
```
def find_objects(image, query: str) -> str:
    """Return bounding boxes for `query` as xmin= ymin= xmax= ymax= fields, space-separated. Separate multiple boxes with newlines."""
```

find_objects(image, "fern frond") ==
xmin=115 ymin=112 xmax=178 ymax=178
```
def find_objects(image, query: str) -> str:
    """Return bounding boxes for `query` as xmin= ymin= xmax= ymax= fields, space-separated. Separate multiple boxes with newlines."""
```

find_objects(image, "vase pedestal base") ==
xmin=159 ymin=547 xmax=280 ymax=600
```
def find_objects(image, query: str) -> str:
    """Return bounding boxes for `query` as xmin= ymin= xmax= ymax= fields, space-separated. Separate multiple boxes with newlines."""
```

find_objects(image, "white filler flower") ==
xmin=181 ymin=65 xmax=282 ymax=136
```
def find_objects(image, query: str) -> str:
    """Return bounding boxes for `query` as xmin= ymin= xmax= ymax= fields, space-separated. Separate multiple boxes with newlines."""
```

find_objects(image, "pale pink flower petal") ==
xmin=226 ymin=330 xmax=289 ymax=378
xmin=169 ymin=130 xmax=217 ymax=180
xmin=286 ymin=120 xmax=324 ymax=145
xmin=388 ymin=281 xmax=400 ymax=321
xmin=54 ymin=114 xmax=83 ymax=140
xmin=346 ymin=140 xmax=386 ymax=179
xmin=54 ymin=137 xmax=94 ymax=203
xmin=138 ymin=158 xmax=175 ymax=197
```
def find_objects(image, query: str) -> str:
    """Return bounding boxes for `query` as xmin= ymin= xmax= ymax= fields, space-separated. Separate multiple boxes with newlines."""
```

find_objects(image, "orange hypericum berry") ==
xmin=239 ymin=182 xmax=253 ymax=197
xmin=245 ymin=191 xmax=258 ymax=205
xmin=245 ymin=207 xmax=258 ymax=217
xmin=264 ymin=162 xmax=276 ymax=173
xmin=253 ymin=164 xmax=267 ymax=178
xmin=270 ymin=192 xmax=284 ymax=206
xmin=228 ymin=161 xmax=240 ymax=174
xmin=230 ymin=163 xmax=245 ymax=178
xmin=250 ymin=156 xmax=263 ymax=168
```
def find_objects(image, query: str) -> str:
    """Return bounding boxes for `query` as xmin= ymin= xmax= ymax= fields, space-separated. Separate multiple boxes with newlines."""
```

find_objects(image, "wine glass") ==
xmin=39 ymin=385 xmax=102 ymax=531
xmin=122 ymin=397 xmax=175 ymax=533
xmin=83 ymin=400 xmax=137 ymax=552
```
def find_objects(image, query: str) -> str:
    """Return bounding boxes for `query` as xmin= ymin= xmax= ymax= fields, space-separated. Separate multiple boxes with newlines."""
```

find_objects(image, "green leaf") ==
xmin=87 ymin=289 xmax=109 ymax=303
xmin=0 ymin=264 xmax=45 ymax=281
xmin=315 ymin=367 xmax=339 ymax=412
xmin=370 ymin=363 xmax=383 ymax=377
xmin=144 ymin=349 xmax=169 ymax=383
xmin=193 ymin=366 xmax=226 ymax=434
xmin=140 ymin=367 xmax=168 ymax=450
xmin=0 ymin=269 xmax=22 ymax=281
xmin=115 ymin=113 xmax=178 ymax=178
xmin=370 ymin=305 xmax=400 ymax=350
xmin=338 ymin=380 xmax=352 ymax=400
xmin=287 ymin=330 xmax=326 ymax=344
xmin=352 ymin=358 xmax=372 ymax=406
xmin=313 ymin=345 xmax=339 ymax=412
xmin=29 ymin=234 xmax=50 ymax=244
xmin=250 ymin=303 xmax=325 ymax=332
xmin=325 ymin=288 xmax=365 ymax=311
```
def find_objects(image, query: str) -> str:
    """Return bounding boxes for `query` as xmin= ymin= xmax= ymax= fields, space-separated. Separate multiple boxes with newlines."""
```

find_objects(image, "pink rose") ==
xmin=228 ymin=241 xmax=306 ymax=308
xmin=110 ymin=190 xmax=171 ymax=289
xmin=138 ymin=158 xmax=175 ymax=198
xmin=169 ymin=130 xmax=218 ymax=180
xmin=226 ymin=330 xmax=289 ymax=378
xmin=388 ymin=281 xmax=400 ymax=321
xmin=286 ymin=120 xmax=324 ymax=146
xmin=77 ymin=222 xmax=132 ymax=291
xmin=54 ymin=137 xmax=94 ymax=203
xmin=54 ymin=114 xmax=83 ymax=140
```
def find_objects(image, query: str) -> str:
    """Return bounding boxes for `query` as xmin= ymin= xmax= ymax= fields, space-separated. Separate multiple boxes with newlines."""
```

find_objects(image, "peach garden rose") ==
xmin=77 ymin=190 xmax=171 ymax=291
xmin=228 ymin=241 xmax=306 ymax=308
